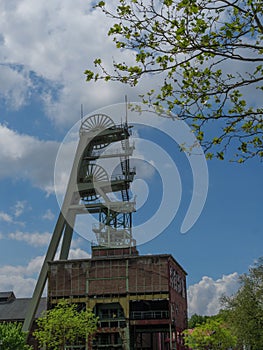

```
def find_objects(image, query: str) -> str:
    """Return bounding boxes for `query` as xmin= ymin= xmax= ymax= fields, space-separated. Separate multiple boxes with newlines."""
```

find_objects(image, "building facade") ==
xmin=48 ymin=246 xmax=187 ymax=350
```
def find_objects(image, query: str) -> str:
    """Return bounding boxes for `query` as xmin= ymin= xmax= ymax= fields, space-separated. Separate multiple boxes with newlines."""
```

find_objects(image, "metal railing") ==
xmin=130 ymin=310 xmax=169 ymax=320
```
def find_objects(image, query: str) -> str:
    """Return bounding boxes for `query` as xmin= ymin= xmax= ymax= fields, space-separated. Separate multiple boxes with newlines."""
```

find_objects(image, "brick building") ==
xmin=48 ymin=245 xmax=187 ymax=350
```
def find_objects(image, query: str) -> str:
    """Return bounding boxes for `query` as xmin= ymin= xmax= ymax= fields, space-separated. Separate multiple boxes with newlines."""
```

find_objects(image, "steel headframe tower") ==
xmin=23 ymin=113 xmax=136 ymax=332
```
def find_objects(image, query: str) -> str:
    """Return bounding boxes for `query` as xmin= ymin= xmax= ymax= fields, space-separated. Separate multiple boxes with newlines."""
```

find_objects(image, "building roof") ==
xmin=0 ymin=292 xmax=46 ymax=321
xmin=0 ymin=291 xmax=15 ymax=303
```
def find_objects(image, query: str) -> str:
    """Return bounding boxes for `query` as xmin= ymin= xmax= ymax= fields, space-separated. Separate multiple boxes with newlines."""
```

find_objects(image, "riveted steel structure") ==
xmin=23 ymin=112 xmax=188 ymax=350
xmin=23 ymin=113 xmax=136 ymax=333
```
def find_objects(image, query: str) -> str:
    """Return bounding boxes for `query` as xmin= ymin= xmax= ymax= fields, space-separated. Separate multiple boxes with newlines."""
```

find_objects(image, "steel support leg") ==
xmin=22 ymin=213 xmax=66 ymax=333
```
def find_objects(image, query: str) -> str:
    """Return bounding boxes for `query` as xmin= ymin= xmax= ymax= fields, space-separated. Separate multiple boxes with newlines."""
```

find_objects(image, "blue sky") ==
xmin=0 ymin=0 xmax=262 ymax=316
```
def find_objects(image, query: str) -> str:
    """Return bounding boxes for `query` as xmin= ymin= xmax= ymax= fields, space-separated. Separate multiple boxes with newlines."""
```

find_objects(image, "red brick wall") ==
xmin=48 ymin=261 xmax=89 ymax=297
xmin=168 ymin=258 xmax=188 ymax=331
xmin=48 ymin=255 xmax=187 ymax=316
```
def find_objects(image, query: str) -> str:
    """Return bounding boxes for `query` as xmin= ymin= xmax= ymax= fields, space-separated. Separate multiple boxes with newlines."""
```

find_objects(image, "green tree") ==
xmin=86 ymin=0 xmax=263 ymax=161
xmin=188 ymin=313 xmax=210 ymax=329
xmin=0 ymin=322 xmax=32 ymax=350
xmin=183 ymin=316 xmax=237 ymax=350
xmin=221 ymin=257 xmax=263 ymax=349
xmin=33 ymin=300 xmax=98 ymax=350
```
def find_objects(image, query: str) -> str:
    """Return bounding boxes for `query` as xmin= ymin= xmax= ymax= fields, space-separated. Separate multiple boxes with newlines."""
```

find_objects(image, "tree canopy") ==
xmin=187 ymin=313 xmax=210 ymax=329
xmin=0 ymin=322 xmax=32 ymax=350
xmin=185 ymin=258 xmax=263 ymax=349
xmin=183 ymin=316 xmax=237 ymax=350
xmin=221 ymin=257 xmax=263 ymax=349
xmin=86 ymin=0 xmax=263 ymax=162
xmin=33 ymin=300 xmax=98 ymax=350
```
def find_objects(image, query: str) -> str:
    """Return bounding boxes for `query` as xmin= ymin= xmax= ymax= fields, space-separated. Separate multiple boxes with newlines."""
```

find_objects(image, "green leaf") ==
xmin=96 ymin=1 xmax=105 ymax=7
xmin=85 ymin=70 xmax=94 ymax=81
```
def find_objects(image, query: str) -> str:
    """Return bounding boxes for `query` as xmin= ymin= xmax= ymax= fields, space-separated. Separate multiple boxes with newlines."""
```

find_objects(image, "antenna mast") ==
xmin=125 ymin=95 xmax=128 ymax=126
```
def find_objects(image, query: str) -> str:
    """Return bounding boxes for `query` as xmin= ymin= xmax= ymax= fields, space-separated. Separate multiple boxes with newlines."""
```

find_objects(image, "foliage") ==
xmin=187 ymin=313 xmax=210 ymax=329
xmin=0 ymin=322 xmax=32 ymax=350
xmin=183 ymin=316 xmax=237 ymax=350
xmin=221 ymin=257 xmax=263 ymax=349
xmin=33 ymin=300 xmax=98 ymax=350
xmin=86 ymin=0 xmax=263 ymax=161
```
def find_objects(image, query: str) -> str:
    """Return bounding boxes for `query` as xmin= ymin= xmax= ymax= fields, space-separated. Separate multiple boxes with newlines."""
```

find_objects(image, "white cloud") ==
xmin=68 ymin=248 xmax=91 ymax=260
xmin=0 ymin=65 xmax=31 ymax=110
xmin=0 ymin=203 xmax=29 ymax=231
xmin=0 ymin=124 xmax=59 ymax=192
xmin=13 ymin=200 xmax=27 ymax=217
xmin=0 ymin=209 xmax=25 ymax=226
xmin=0 ymin=255 xmax=44 ymax=297
xmin=8 ymin=231 xmax=51 ymax=247
xmin=0 ymin=211 xmax=13 ymax=223
xmin=187 ymin=273 xmax=240 ymax=316
xmin=0 ymin=0 xmax=140 ymax=127
xmin=0 ymin=274 xmax=37 ymax=298
xmin=25 ymin=255 xmax=46 ymax=275
xmin=42 ymin=209 xmax=55 ymax=221
xmin=0 ymin=0 xmax=259 ymax=130
xmin=132 ymin=158 xmax=156 ymax=180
